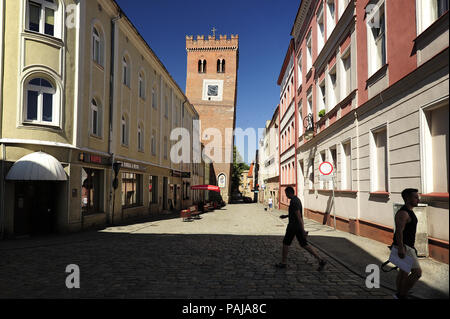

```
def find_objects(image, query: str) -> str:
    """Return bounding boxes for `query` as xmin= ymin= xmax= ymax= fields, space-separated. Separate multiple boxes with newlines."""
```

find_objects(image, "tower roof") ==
xmin=186 ymin=34 xmax=239 ymax=51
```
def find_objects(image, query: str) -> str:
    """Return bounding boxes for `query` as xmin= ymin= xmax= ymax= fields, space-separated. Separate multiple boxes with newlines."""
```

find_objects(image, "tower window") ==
xmin=217 ymin=59 xmax=225 ymax=73
xmin=198 ymin=59 xmax=206 ymax=73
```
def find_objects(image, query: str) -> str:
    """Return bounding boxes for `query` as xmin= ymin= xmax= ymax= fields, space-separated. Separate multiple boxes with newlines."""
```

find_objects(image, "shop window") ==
xmin=122 ymin=172 xmax=142 ymax=207
xmin=81 ymin=168 xmax=103 ymax=214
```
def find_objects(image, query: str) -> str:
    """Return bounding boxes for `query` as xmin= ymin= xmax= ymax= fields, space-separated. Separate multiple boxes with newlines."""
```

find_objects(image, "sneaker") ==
xmin=317 ymin=259 xmax=327 ymax=271
xmin=275 ymin=263 xmax=287 ymax=269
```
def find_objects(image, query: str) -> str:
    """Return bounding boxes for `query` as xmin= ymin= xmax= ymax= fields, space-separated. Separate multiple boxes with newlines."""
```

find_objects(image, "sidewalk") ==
xmin=263 ymin=204 xmax=449 ymax=299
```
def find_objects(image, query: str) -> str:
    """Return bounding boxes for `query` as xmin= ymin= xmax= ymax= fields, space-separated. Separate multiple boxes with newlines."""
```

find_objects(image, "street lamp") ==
xmin=303 ymin=114 xmax=315 ymax=141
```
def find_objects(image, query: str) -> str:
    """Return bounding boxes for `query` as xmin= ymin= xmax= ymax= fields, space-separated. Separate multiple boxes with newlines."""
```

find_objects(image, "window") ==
xmin=139 ymin=72 xmax=145 ymax=99
xmin=164 ymin=136 xmax=168 ymax=159
xmin=338 ymin=0 xmax=350 ymax=18
xmin=90 ymin=98 xmax=102 ymax=137
xmin=340 ymin=48 xmax=351 ymax=98
xmin=306 ymin=32 xmax=312 ymax=72
xmin=319 ymin=151 xmax=326 ymax=189
xmin=121 ymin=114 xmax=128 ymax=146
xmin=217 ymin=59 xmax=225 ymax=73
xmin=341 ymin=141 xmax=352 ymax=190
xmin=308 ymin=159 xmax=314 ymax=189
xmin=122 ymin=56 xmax=130 ymax=87
xmin=298 ymin=102 xmax=303 ymax=137
xmin=81 ymin=168 xmax=103 ymax=214
xmin=138 ymin=124 xmax=143 ymax=151
xmin=370 ymin=126 xmax=388 ymax=192
xmin=121 ymin=172 xmax=142 ymax=207
xmin=327 ymin=0 xmax=336 ymax=38
xmin=92 ymin=27 xmax=104 ymax=67
xmin=421 ymin=103 xmax=449 ymax=194
xmin=367 ymin=1 xmax=386 ymax=77
xmin=299 ymin=160 xmax=305 ymax=187
xmin=328 ymin=65 xmax=338 ymax=109
xmin=164 ymin=95 xmax=169 ymax=118
xmin=24 ymin=77 xmax=58 ymax=126
xmin=329 ymin=146 xmax=337 ymax=189
xmin=317 ymin=4 xmax=325 ymax=54
xmin=151 ymin=130 xmax=156 ymax=155
xmin=417 ymin=0 xmax=449 ymax=34
xmin=152 ymin=86 xmax=157 ymax=109
xmin=149 ymin=176 xmax=158 ymax=204
xmin=297 ymin=53 xmax=303 ymax=88
xmin=198 ymin=59 xmax=206 ymax=73
xmin=317 ymin=80 xmax=326 ymax=116
xmin=27 ymin=0 xmax=59 ymax=37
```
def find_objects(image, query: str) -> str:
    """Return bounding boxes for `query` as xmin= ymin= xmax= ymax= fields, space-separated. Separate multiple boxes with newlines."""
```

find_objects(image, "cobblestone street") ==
xmin=0 ymin=204 xmax=394 ymax=299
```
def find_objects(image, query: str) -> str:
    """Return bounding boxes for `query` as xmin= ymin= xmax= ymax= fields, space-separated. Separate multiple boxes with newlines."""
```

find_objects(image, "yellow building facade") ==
xmin=0 ymin=0 xmax=203 ymax=238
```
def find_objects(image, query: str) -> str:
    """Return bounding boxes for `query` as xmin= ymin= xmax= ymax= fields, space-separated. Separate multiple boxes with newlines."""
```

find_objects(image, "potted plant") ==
xmin=318 ymin=109 xmax=326 ymax=118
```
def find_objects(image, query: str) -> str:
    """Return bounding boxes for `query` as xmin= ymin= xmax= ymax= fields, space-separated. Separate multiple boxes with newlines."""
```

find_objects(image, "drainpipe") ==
xmin=0 ymin=0 xmax=5 ymax=238
xmin=108 ymin=11 xmax=122 ymax=225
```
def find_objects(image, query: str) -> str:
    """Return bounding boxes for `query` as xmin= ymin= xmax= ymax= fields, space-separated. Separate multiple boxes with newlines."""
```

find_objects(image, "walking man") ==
xmin=276 ymin=186 xmax=327 ymax=271
xmin=268 ymin=196 xmax=273 ymax=212
xmin=392 ymin=188 xmax=422 ymax=299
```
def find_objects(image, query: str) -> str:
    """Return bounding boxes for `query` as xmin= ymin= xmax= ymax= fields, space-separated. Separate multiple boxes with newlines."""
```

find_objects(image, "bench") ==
xmin=180 ymin=209 xmax=193 ymax=222
xmin=189 ymin=205 xmax=201 ymax=219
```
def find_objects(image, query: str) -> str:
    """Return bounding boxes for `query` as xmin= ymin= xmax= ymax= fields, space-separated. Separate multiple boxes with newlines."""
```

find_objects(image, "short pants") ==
xmin=393 ymin=244 xmax=421 ymax=270
xmin=269 ymin=203 xmax=273 ymax=208
xmin=283 ymin=223 xmax=308 ymax=247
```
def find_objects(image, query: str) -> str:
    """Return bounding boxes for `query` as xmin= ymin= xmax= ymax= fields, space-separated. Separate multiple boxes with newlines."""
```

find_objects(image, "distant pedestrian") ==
xmin=392 ymin=188 xmax=422 ymax=299
xmin=268 ymin=197 xmax=273 ymax=212
xmin=275 ymin=187 xmax=327 ymax=271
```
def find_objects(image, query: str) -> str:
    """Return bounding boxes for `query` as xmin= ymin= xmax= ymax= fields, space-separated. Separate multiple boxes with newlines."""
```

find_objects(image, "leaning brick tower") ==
xmin=185 ymin=33 xmax=239 ymax=203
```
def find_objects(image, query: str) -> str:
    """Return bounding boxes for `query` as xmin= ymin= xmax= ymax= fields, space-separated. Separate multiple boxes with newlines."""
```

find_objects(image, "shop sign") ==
xmin=79 ymin=153 xmax=110 ymax=165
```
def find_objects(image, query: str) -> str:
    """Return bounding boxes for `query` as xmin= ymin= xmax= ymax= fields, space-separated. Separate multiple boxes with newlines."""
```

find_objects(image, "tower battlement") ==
xmin=186 ymin=34 xmax=239 ymax=50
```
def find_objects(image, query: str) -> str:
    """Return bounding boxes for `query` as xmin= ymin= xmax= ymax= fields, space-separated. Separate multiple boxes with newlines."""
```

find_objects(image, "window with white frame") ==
xmin=317 ymin=80 xmax=326 ymax=116
xmin=298 ymin=101 xmax=303 ymax=137
xmin=421 ymin=103 xmax=449 ymax=194
xmin=306 ymin=31 xmax=312 ymax=72
xmin=122 ymin=56 xmax=130 ymax=87
xmin=367 ymin=1 xmax=386 ymax=77
xmin=317 ymin=4 xmax=325 ymax=54
xmin=338 ymin=0 xmax=350 ymax=19
xmin=90 ymin=98 xmax=102 ymax=137
xmin=297 ymin=53 xmax=303 ymax=88
xmin=319 ymin=150 xmax=326 ymax=189
xmin=299 ymin=159 xmax=305 ymax=187
xmin=329 ymin=146 xmax=337 ymax=189
xmin=138 ymin=124 xmax=143 ymax=151
xmin=328 ymin=64 xmax=338 ymax=109
xmin=417 ymin=0 xmax=449 ymax=34
xmin=139 ymin=72 xmax=145 ymax=99
xmin=370 ymin=126 xmax=388 ymax=192
xmin=340 ymin=48 xmax=351 ymax=98
xmin=121 ymin=114 xmax=129 ymax=146
xmin=92 ymin=26 xmax=104 ymax=67
xmin=327 ymin=0 xmax=336 ymax=38
xmin=27 ymin=0 xmax=60 ymax=38
xmin=308 ymin=159 xmax=314 ymax=189
xmin=24 ymin=76 xmax=59 ymax=126
xmin=341 ymin=141 xmax=352 ymax=190
xmin=307 ymin=87 xmax=313 ymax=115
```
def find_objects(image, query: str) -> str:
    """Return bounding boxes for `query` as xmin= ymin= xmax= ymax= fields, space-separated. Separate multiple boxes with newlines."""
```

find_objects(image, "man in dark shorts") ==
xmin=275 ymin=187 xmax=327 ymax=271
xmin=392 ymin=188 xmax=422 ymax=299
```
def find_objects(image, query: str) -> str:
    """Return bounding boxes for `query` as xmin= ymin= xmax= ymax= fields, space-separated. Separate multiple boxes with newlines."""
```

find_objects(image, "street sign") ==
xmin=319 ymin=175 xmax=333 ymax=181
xmin=319 ymin=162 xmax=334 ymax=175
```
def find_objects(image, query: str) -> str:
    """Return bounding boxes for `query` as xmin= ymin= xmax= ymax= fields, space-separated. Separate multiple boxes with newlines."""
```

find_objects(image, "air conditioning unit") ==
xmin=393 ymin=203 xmax=429 ymax=257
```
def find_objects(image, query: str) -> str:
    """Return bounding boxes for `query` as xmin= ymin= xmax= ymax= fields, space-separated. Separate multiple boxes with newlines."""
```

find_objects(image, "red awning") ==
xmin=190 ymin=185 xmax=220 ymax=192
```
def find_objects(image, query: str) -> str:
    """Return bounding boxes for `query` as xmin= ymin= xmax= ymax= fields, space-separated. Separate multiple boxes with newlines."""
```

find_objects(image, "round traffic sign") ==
xmin=319 ymin=162 xmax=334 ymax=175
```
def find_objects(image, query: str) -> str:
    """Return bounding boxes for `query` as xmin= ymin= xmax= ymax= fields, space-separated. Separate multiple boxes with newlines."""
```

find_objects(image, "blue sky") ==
xmin=115 ymin=0 xmax=300 ymax=163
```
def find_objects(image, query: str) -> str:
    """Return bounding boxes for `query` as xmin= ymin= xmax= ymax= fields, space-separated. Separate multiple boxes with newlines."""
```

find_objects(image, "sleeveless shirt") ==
xmin=393 ymin=205 xmax=418 ymax=248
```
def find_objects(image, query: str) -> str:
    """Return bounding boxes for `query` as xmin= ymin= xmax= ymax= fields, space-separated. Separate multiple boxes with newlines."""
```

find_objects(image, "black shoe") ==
xmin=317 ymin=260 xmax=327 ymax=271
xmin=275 ymin=263 xmax=287 ymax=269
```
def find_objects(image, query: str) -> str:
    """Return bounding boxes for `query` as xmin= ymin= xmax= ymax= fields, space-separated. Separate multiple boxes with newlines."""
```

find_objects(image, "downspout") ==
xmin=108 ymin=10 xmax=123 ymax=225
xmin=0 ymin=0 xmax=5 ymax=239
